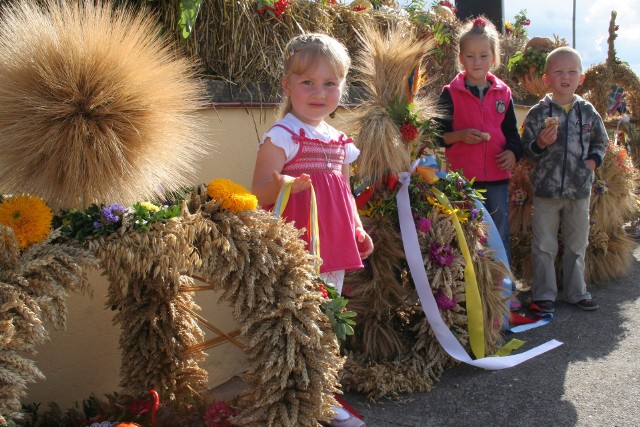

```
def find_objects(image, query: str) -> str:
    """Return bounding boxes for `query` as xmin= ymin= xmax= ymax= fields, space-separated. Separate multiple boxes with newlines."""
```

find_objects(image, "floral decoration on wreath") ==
xmin=314 ymin=277 xmax=357 ymax=342
xmin=350 ymin=0 xmax=373 ymax=13
xmin=435 ymin=0 xmax=457 ymax=15
xmin=362 ymin=169 xmax=484 ymax=224
xmin=54 ymin=201 xmax=182 ymax=242
xmin=593 ymin=179 xmax=609 ymax=195
xmin=0 ymin=194 xmax=53 ymax=249
xmin=504 ymin=9 xmax=530 ymax=39
xmin=207 ymin=179 xmax=258 ymax=213
xmin=256 ymin=0 xmax=290 ymax=18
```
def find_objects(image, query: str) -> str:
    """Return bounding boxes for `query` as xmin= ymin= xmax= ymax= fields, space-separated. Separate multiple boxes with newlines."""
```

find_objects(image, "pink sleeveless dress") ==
xmin=272 ymin=124 xmax=363 ymax=273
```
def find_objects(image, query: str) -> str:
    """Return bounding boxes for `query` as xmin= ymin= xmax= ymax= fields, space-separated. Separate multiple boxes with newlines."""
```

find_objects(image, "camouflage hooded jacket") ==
xmin=522 ymin=94 xmax=608 ymax=200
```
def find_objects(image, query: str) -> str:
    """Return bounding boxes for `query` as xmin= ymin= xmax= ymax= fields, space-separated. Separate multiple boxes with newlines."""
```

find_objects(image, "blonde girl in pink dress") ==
xmin=251 ymin=33 xmax=372 ymax=427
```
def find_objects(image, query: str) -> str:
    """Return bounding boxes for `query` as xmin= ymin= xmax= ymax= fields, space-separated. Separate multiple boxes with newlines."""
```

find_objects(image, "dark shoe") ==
xmin=574 ymin=298 xmax=599 ymax=311
xmin=530 ymin=300 xmax=555 ymax=313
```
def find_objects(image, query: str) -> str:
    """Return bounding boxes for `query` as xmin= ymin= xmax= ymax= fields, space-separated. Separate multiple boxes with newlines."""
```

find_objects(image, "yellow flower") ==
xmin=0 ymin=194 xmax=53 ymax=249
xmin=140 ymin=201 xmax=160 ymax=212
xmin=207 ymin=179 xmax=258 ymax=213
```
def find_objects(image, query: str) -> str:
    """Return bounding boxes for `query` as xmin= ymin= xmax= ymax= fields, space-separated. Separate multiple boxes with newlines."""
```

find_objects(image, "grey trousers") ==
xmin=531 ymin=196 xmax=592 ymax=303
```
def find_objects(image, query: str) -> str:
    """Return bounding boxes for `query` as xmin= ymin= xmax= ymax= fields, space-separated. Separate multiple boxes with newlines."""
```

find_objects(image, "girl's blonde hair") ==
xmin=455 ymin=16 xmax=501 ymax=72
xmin=280 ymin=33 xmax=351 ymax=117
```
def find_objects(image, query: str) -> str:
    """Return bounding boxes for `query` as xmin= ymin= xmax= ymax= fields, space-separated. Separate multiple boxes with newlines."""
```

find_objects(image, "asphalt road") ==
xmin=346 ymin=238 xmax=640 ymax=427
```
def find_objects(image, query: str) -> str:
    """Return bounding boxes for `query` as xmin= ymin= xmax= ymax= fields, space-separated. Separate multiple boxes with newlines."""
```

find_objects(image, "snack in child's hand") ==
xmin=544 ymin=116 xmax=559 ymax=128
xmin=481 ymin=132 xmax=491 ymax=141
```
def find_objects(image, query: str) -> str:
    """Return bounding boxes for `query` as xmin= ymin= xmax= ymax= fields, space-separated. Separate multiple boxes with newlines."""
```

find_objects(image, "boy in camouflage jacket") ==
xmin=522 ymin=47 xmax=608 ymax=313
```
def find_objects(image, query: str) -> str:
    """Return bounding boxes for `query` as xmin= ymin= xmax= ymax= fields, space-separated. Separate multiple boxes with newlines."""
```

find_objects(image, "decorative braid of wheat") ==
xmin=0 ymin=225 xmax=98 ymax=421
xmin=188 ymin=195 xmax=342 ymax=426
xmin=88 ymin=214 xmax=208 ymax=405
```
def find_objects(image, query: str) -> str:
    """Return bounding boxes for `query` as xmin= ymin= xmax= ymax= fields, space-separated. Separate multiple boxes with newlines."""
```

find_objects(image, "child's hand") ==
xmin=536 ymin=125 xmax=558 ymax=148
xmin=584 ymin=159 xmax=596 ymax=171
xmin=496 ymin=150 xmax=516 ymax=171
xmin=272 ymin=170 xmax=312 ymax=193
xmin=459 ymin=128 xmax=486 ymax=145
xmin=355 ymin=227 xmax=373 ymax=259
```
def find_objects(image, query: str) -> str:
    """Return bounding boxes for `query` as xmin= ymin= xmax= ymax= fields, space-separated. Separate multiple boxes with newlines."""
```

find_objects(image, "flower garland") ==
xmin=54 ymin=201 xmax=182 ymax=242
xmin=53 ymin=180 xmax=258 ymax=242
xmin=364 ymin=170 xmax=484 ymax=225
xmin=0 ymin=194 xmax=53 ymax=249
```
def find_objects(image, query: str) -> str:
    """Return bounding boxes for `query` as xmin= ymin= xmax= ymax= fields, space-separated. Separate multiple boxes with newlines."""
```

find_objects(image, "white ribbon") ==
xmin=397 ymin=168 xmax=562 ymax=369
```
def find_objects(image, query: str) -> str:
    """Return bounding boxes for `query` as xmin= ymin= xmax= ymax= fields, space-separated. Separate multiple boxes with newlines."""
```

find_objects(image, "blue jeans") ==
xmin=474 ymin=181 xmax=511 ymax=266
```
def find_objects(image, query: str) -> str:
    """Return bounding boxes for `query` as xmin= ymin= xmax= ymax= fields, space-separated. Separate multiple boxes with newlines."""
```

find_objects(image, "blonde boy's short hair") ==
xmin=545 ymin=46 xmax=583 ymax=73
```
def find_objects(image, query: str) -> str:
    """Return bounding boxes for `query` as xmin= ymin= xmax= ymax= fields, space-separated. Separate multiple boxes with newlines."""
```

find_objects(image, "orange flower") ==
xmin=0 ymin=194 xmax=52 ymax=249
xmin=207 ymin=179 xmax=258 ymax=213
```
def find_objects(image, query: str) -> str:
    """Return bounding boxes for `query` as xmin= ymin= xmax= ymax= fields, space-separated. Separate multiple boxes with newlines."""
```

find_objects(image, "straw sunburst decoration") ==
xmin=0 ymin=0 xmax=210 ymax=210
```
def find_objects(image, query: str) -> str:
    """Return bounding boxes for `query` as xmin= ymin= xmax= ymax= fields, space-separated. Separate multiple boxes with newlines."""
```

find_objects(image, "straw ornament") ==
xmin=0 ymin=0 xmax=210 ymax=210
xmin=509 ymin=143 xmax=638 ymax=287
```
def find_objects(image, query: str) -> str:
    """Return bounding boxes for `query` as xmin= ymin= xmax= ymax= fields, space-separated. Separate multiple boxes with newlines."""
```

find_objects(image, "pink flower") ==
xmin=435 ymin=290 xmax=456 ymax=310
xmin=204 ymin=401 xmax=235 ymax=427
xmin=429 ymin=242 xmax=455 ymax=267
xmin=417 ymin=217 xmax=431 ymax=233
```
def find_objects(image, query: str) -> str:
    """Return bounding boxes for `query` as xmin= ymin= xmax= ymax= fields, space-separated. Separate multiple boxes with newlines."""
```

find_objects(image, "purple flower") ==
xmin=92 ymin=221 xmax=103 ymax=229
xmin=435 ymin=290 xmax=456 ymax=310
xmin=101 ymin=203 xmax=126 ymax=224
xmin=469 ymin=208 xmax=480 ymax=220
xmin=429 ymin=242 xmax=455 ymax=267
xmin=417 ymin=217 xmax=432 ymax=233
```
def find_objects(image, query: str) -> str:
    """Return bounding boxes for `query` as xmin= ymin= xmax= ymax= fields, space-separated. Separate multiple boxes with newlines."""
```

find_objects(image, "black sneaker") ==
xmin=574 ymin=298 xmax=599 ymax=311
xmin=530 ymin=300 xmax=555 ymax=313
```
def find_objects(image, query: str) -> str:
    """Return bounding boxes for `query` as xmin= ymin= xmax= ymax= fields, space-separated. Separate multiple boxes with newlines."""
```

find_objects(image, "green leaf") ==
xmin=177 ymin=0 xmax=203 ymax=40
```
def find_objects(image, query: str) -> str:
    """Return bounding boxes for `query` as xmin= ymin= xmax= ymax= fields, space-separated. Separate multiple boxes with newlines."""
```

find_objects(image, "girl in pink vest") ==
xmin=436 ymin=16 xmax=523 ymax=310
xmin=251 ymin=33 xmax=372 ymax=427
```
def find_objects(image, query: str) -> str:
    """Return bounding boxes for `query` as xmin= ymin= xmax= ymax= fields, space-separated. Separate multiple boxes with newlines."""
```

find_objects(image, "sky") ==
xmin=503 ymin=0 xmax=640 ymax=76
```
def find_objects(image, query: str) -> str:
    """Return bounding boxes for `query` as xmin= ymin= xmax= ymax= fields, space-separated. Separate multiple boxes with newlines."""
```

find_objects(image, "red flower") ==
xmin=127 ymin=400 xmax=153 ymax=416
xmin=399 ymin=122 xmax=419 ymax=142
xmin=257 ymin=0 xmax=289 ymax=18
xmin=438 ymin=0 xmax=457 ymax=13
xmin=314 ymin=282 xmax=329 ymax=298
xmin=273 ymin=0 xmax=290 ymax=17
xmin=352 ymin=5 xmax=366 ymax=11
xmin=523 ymin=19 xmax=531 ymax=26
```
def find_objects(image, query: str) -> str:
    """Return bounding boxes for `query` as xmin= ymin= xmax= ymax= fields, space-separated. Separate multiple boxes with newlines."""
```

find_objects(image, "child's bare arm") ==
xmin=342 ymin=163 xmax=373 ymax=258
xmin=251 ymin=138 xmax=311 ymax=206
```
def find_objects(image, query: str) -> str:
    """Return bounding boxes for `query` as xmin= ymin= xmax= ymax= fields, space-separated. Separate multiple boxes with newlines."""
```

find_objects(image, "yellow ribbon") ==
xmin=274 ymin=181 xmax=320 ymax=272
xmin=432 ymin=187 xmax=485 ymax=359
xmin=491 ymin=338 xmax=525 ymax=357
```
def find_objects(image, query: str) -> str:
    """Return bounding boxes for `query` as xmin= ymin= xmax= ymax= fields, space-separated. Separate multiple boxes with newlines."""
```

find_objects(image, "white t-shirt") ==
xmin=261 ymin=113 xmax=359 ymax=164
